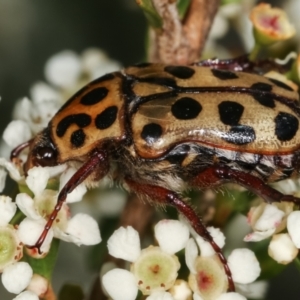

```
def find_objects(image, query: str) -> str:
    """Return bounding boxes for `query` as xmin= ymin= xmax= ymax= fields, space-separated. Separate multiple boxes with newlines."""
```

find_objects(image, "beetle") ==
xmin=11 ymin=59 xmax=300 ymax=291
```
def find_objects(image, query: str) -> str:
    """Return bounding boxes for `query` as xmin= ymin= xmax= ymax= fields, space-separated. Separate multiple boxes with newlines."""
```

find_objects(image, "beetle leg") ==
xmin=28 ymin=149 xmax=109 ymax=254
xmin=192 ymin=165 xmax=300 ymax=205
xmin=125 ymin=177 xmax=235 ymax=292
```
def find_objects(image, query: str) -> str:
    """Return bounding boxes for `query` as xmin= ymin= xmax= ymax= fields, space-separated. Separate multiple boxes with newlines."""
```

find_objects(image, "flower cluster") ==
xmin=246 ymin=177 xmax=300 ymax=265
xmin=0 ymin=49 xmax=121 ymax=298
xmin=101 ymin=220 xmax=262 ymax=300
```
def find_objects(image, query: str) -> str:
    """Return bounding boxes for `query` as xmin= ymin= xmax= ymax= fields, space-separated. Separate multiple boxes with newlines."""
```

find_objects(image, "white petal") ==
xmin=27 ymin=274 xmax=48 ymax=296
xmin=0 ymin=168 xmax=7 ymax=192
xmin=146 ymin=291 xmax=174 ymax=300
xmin=236 ymin=280 xmax=268 ymax=299
xmin=287 ymin=211 xmax=300 ymax=248
xmin=195 ymin=227 xmax=225 ymax=257
xmin=155 ymin=219 xmax=189 ymax=254
xmin=107 ymin=226 xmax=141 ymax=262
xmin=254 ymin=204 xmax=284 ymax=231
xmin=228 ymin=249 xmax=260 ymax=284
xmin=193 ymin=294 xmax=204 ymax=300
xmin=44 ymin=50 xmax=82 ymax=88
xmin=0 ymin=196 xmax=17 ymax=226
xmin=268 ymin=233 xmax=298 ymax=264
xmin=13 ymin=291 xmax=39 ymax=300
xmin=244 ymin=228 xmax=276 ymax=242
xmin=3 ymin=120 xmax=32 ymax=148
xmin=30 ymin=81 xmax=61 ymax=104
xmin=216 ymin=292 xmax=247 ymax=300
xmin=44 ymin=164 xmax=67 ymax=178
xmin=12 ymin=97 xmax=32 ymax=122
xmin=0 ymin=158 xmax=23 ymax=182
xmin=16 ymin=193 xmax=40 ymax=220
xmin=59 ymin=167 xmax=87 ymax=203
xmin=56 ymin=213 xmax=101 ymax=246
xmin=17 ymin=218 xmax=53 ymax=253
xmin=102 ymin=268 xmax=138 ymax=300
xmin=185 ymin=238 xmax=198 ymax=274
xmin=26 ymin=167 xmax=50 ymax=197
xmin=2 ymin=262 xmax=33 ymax=294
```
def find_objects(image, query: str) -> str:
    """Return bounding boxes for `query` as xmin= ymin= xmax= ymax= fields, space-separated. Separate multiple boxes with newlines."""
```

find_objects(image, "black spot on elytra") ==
xmin=218 ymin=101 xmax=244 ymax=126
xmin=275 ymin=112 xmax=299 ymax=141
xmin=141 ymin=123 xmax=163 ymax=144
xmin=56 ymin=114 xmax=91 ymax=137
xmin=134 ymin=62 xmax=152 ymax=68
xmin=70 ymin=129 xmax=86 ymax=148
xmin=211 ymin=69 xmax=238 ymax=80
xmin=223 ymin=125 xmax=256 ymax=145
xmin=139 ymin=77 xmax=177 ymax=88
xmin=95 ymin=106 xmax=118 ymax=130
xmin=80 ymin=87 xmax=109 ymax=105
xmin=164 ymin=66 xmax=195 ymax=79
xmin=172 ymin=97 xmax=202 ymax=120
xmin=252 ymin=93 xmax=275 ymax=108
xmin=268 ymin=78 xmax=294 ymax=91
xmin=251 ymin=82 xmax=272 ymax=92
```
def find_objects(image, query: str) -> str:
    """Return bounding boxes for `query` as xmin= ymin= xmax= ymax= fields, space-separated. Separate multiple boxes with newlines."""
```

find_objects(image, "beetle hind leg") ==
xmin=191 ymin=165 xmax=300 ymax=205
xmin=125 ymin=177 xmax=235 ymax=292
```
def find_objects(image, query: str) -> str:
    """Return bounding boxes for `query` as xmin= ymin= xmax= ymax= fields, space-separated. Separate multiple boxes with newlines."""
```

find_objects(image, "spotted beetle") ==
xmin=11 ymin=59 xmax=300 ymax=291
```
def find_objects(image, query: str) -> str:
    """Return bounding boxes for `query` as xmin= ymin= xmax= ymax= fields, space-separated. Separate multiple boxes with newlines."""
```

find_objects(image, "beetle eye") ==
xmin=34 ymin=146 xmax=57 ymax=167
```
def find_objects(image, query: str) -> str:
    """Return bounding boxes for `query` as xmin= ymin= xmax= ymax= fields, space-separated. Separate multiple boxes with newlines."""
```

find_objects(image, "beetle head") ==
xmin=25 ymin=129 xmax=58 ymax=173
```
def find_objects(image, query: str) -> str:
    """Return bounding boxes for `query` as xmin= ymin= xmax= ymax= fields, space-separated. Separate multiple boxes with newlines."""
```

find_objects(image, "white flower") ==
xmin=26 ymin=167 xmax=50 ymax=197
xmin=16 ymin=190 xmax=101 ymax=252
xmin=194 ymin=227 xmax=225 ymax=257
xmin=154 ymin=219 xmax=189 ymax=254
xmin=45 ymin=50 xmax=82 ymax=89
xmin=216 ymin=292 xmax=247 ymax=300
xmin=146 ymin=291 xmax=175 ymax=300
xmin=268 ymin=233 xmax=298 ymax=264
xmin=245 ymin=202 xmax=289 ymax=242
xmin=0 ymin=196 xmax=17 ymax=226
xmin=55 ymin=213 xmax=101 ymax=246
xmin=102 ymin=268 xmax=138 ymax=300
xmin=1 ymin=262 xmax=33 ymax=294
xmin=287 ymin=211 xmax=300 ymax=248
xmin=27 ymin=274 xmax=48 ymax=297
xmin=107 ymin=226 xmax=141 ymax=262
xmin=103 ymin=221 xmax=186 ymax=298
xmin=13 ymin=291 xmax=39 ymax=300
xmin=228 ymin=249 xmax=261 ymax=284
xmin=59 ymin=167 xmax=87 ymax=203
xmin=3 ymin=120 xmax=32 ymax=149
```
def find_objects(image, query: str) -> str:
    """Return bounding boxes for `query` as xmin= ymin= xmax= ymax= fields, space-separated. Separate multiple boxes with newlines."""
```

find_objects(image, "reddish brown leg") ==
xmin=28 ymin=149 xmax=109 ymax=254
xmin=10 ymin=139 xmax=32 ymax=160
xmin=125 ymin=177 xmax=235 ymax=292
xmin=192 ymin=165 xmax=300 ymax=205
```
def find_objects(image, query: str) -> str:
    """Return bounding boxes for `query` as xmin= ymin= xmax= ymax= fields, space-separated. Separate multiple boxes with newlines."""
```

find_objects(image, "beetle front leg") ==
xmin=125 ymin=177 xmax=235 ymax=292
xmin=28 ymin=149 xmax=109 ymax=254
xmin=192 ymin=165 xmax=300 ymax=205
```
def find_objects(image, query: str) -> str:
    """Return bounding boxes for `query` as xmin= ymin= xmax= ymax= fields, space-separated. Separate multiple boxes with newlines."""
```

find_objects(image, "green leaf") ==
xmin=25 ymin=238 xmax=60 ymax=280
xmin=136 ymin=0 xmax=163 ymax=28
xmin=221 ymin=0 xmax=242 ymax=5
xmin=59 ymin=284 xmax=84 ymax=300
xmin=177 ymin=0 xmax=191 ymax=19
